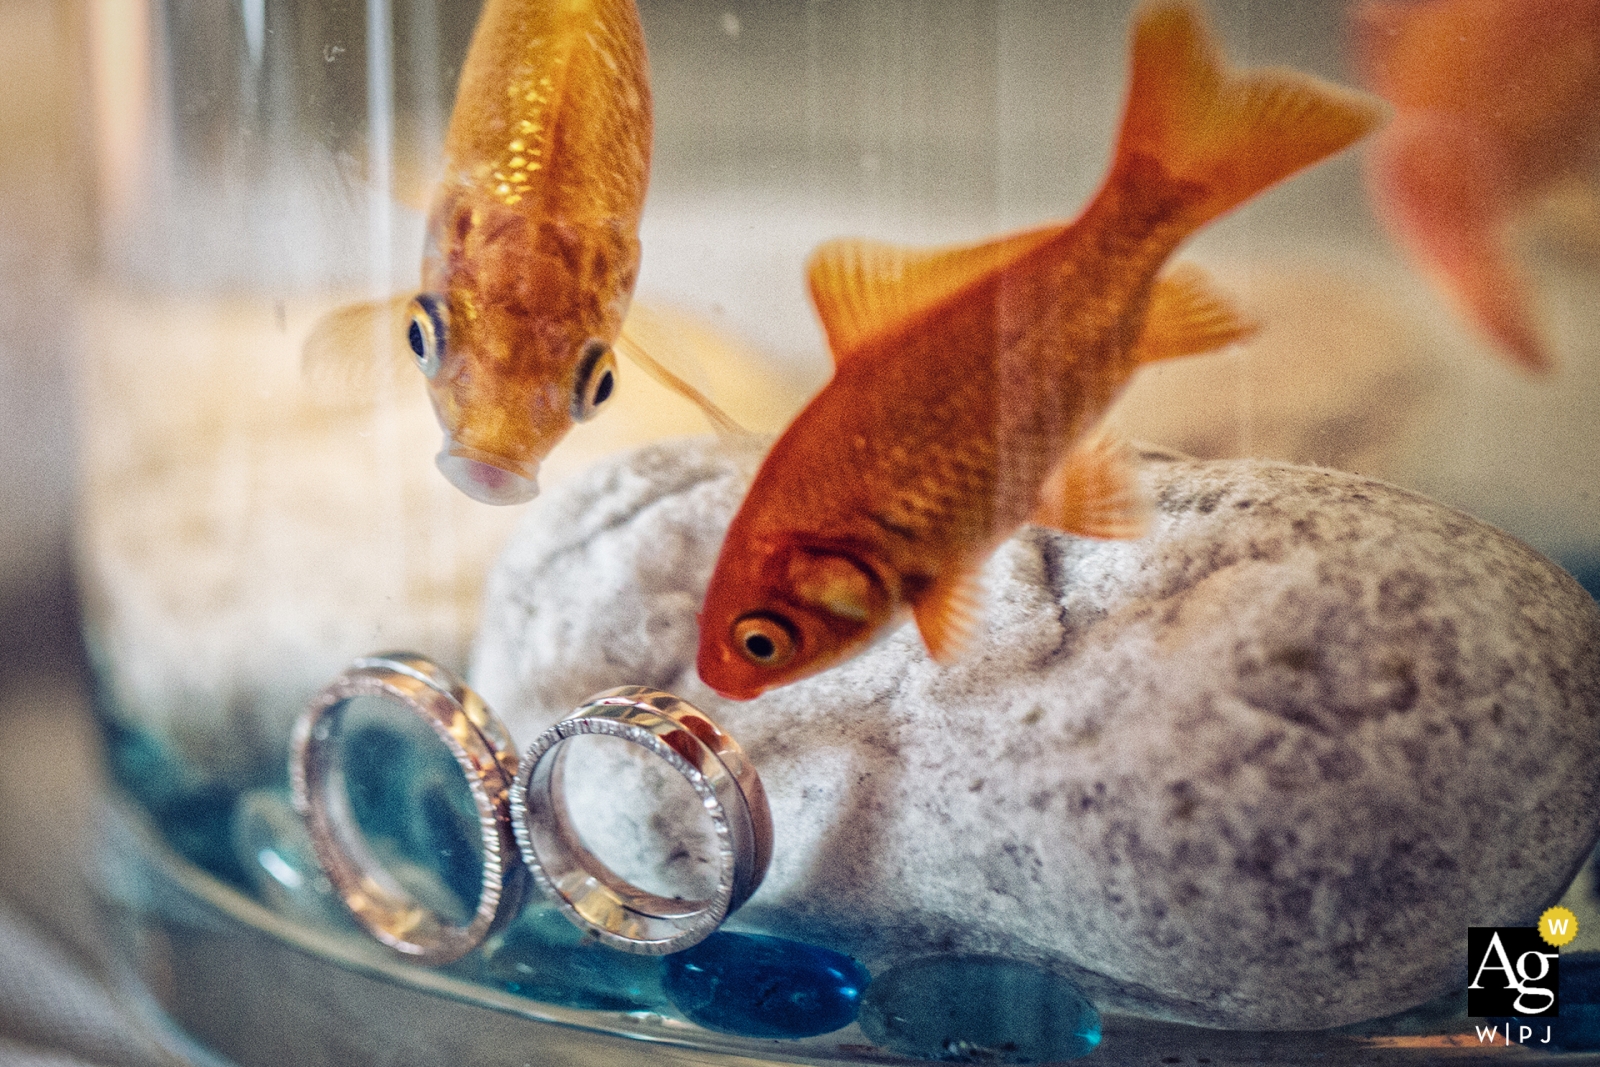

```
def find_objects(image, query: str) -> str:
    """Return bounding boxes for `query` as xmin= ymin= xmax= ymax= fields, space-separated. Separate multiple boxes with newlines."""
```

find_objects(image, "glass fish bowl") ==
xmin=76 ymin=0 xmax=1600 ymax=1064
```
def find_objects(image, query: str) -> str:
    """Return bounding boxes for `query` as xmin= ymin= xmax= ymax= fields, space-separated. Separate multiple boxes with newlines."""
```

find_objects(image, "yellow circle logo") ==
xmin=1540 ymin=906 xmax=1579 ymax=948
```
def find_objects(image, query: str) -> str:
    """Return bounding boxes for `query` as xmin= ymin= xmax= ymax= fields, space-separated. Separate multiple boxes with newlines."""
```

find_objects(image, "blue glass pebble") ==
xmin=858 ymin=955 xmax=1101 ymax=1063
xmin=230 ymin=787 xmax=351 ymax=928
xmin=340 ymin=721 xmax=418 ymax=842
xmin=475 ymin=907 xmax=666 ymax=1012
xmin=98 ymin=711 xmax=249 ymax=887
xmin=663 ymin=932 xmax=870 ymax=1039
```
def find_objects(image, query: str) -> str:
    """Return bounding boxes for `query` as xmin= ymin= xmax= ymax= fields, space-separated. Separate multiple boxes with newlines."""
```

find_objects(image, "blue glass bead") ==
xmin=663 ymin=932 xmax=870 ymax=1039
xmin=858 ymin=955 xmax=1101 ymax=1063
xmin=475 ymin=907 xmax=666 ymax=1012
xmin=230 ymin=787 xmax=350 ymax=928
xmin=97 ymin=710 xmax=248 ymax=886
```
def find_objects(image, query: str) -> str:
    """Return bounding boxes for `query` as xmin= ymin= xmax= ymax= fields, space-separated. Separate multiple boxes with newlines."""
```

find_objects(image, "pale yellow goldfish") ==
xmin=312 ymin=0 xmax=651 ymax=504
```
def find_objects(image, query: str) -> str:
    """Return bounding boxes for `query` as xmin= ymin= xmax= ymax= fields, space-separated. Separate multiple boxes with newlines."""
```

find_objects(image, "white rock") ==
xmin=471 ymin=436 xmax=1600 ymax=1030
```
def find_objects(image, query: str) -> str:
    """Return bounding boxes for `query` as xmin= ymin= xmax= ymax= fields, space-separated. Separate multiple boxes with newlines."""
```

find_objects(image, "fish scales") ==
xmin=304 ymin=0 xmax=676 ymax=504
xmin=414 ymin=0 xmax=650 ymax=502
xmin=447 ymin=0 xmax=649 ymax=223
xmin=696 ymin=0 xmax=1385 ymax=699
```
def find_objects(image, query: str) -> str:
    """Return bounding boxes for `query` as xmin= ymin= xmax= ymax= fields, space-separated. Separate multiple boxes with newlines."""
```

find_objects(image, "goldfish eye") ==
xmin=407 ymin=294 xmax=447 ymax=379
xmin=731 ymin=613 xmax=797 ymax=669
xmin=572 ymin=340 xmax=617 ymax=422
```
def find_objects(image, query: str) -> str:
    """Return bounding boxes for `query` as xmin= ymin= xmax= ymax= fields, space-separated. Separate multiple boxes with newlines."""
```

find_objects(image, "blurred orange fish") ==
xmin=696 ymin=0 xmax=1385 ymax=700
xmin=311 ymin=0 xmax=652 ymax=504
xmin=1351 ymin=0 xmax=1600 ymax=374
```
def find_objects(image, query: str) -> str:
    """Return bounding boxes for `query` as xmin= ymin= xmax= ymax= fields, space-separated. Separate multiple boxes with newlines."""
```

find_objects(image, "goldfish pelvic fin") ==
xmin=1116 ymin=0 xmax=1386 ymax=228
xmin=301 ymin=296 xmax=414 ymax=395
xmin=1032 ymin=434 xmax=1149 ymax=540
xmin=807 ymin=228 xmax=1061 ymax=361
xmin=1135 ymin=262 xmax=1259 ymax=364
xmin=614 ymin=324 xmax=755 ymax=439
xmin=912 ymin=565 xmax=985 ymax=664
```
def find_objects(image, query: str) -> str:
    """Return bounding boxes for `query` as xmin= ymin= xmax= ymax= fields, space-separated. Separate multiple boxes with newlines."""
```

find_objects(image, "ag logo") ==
xmin=1467 ymin=926 xmax=1560 ymax=1016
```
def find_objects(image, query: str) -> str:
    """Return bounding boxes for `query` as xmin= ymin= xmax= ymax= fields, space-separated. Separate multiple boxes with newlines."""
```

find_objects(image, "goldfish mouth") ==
xmin=696 ymin=646 xmax=770 ymax=702
xmin=435 ymin=441 xmax=539 ymax=505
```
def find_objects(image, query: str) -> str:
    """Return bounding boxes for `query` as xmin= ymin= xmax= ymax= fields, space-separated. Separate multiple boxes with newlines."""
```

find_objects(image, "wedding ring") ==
xmin=511 ymin=687 xmax=773 ymax=955
xmin=290 ymin=653 xmax=527 ymax=964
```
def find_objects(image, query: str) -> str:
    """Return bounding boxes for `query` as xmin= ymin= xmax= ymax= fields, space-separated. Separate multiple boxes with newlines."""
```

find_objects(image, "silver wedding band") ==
xmin=294 ymin=658 xmax=771 ymax=961
xmin=511 ymin=686 xmax=773 ymax=955
xmin=290 ymin=653 xmax=527 ymax=964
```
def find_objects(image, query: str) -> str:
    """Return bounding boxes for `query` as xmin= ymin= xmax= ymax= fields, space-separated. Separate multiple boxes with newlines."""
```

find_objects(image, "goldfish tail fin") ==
xmin=1115 ymin=0 xmax=1387 ymax=228
xmin=614 ymin=324 xmax=755 ymax=440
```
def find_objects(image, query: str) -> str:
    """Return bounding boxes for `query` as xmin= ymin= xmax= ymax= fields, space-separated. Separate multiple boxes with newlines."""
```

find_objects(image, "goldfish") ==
xmin=696 ymin=0 xmax=1385 ymax=700
xmin=310 ymin=0 xmax=652 ymax=504
xmin=1351 ymin=0 xmax=1600 ymax=374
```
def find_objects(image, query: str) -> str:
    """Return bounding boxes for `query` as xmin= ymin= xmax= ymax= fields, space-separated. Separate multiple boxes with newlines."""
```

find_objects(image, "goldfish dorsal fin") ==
xmin=301 ymin=295 xmax=415 ymax=396
xmin=1134 ymin=262 xmax=1259 ymax=364
xmin=1032 ymin=433 xmax=1149 ymax=540
xmin=807 ymin=227 xmax=1060 ymax=362
xmin=911 ymin=564 xmax=985 ymax=664
xmin=614 ymin=318 xmax=755 ymax=439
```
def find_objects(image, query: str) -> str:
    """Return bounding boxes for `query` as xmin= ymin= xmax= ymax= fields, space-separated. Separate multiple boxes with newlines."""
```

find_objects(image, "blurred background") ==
xmin=0 ymin=1 xmax=144 ymax=1063
xmin=0 ymin=0 xmax=88 ymax=888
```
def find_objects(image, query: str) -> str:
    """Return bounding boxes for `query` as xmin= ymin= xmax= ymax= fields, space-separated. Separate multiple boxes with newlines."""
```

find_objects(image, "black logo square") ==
xmin=1467 ymin=927 xmax=1559 ymax=1017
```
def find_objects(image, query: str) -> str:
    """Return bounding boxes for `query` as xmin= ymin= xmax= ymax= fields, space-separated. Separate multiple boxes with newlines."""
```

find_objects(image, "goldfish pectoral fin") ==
xmin=1365 ymin=119 xmax=1554 ymax=374
xmin=911 ymin=567 xmax=985 ymax=664
xmin=1118 ymin=1 xmax=1386 ymax=229
xmin=619 ymin=302 xmax=816 ymax=434
xmin=1449 ymin=250 xmax=1554 ymax=375
xmin=1135 ymin=262 xmax=1258 ymax=364
xmin=806 ymin=227 xmax=1063 ymax=362
xmin=1032 ymin=434 xmax=1150 ymax=540
xmin=614 ymin=323 xmax=755 ymax=439
xmin=300 ymin=296 xmax=414 ymax=395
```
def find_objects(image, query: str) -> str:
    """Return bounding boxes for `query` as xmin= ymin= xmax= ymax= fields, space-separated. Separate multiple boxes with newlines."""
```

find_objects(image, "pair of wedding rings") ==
xmin=289 ymin=653 xmax=772 ymax=965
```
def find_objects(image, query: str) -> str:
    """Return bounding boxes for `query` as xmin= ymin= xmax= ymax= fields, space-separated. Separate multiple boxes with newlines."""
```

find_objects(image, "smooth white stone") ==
xmin=472 ymin=436 xmax=1600 ymax=1030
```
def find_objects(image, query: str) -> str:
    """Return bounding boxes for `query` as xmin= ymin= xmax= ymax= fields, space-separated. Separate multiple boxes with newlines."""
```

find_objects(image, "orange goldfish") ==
xmin=696 ymin=0 xmax=1385 ymax=700
xmin=1351 ymin=0 xmax=1600 ymax=374
xmin=312 ymin=0 xmax=652 ymax=504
